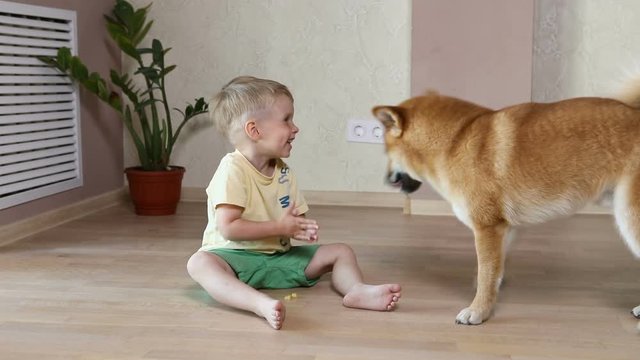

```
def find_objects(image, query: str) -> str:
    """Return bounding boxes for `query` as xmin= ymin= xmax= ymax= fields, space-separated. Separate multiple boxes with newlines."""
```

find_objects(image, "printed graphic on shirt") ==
xmin=279 ymin=195 xmax=290 ymax=208
xmin=278 ymin=164 xmax=291 ymax=209
xmin=278 ymin=166 xmax=290 ymax=184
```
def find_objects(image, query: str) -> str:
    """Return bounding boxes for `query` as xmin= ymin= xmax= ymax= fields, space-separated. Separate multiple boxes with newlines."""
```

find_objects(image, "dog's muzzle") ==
xmin=387 ymin=171 xmax=422 ymax=193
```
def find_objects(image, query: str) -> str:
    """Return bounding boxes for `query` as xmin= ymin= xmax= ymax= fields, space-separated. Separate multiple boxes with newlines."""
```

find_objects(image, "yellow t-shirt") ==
xmin=200 ymin=150 xmax=309 ymax=253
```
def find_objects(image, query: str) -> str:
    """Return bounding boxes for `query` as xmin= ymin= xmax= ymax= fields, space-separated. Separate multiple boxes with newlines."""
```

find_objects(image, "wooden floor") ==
xmin=0 ymin=202 xmax=638 ymax=359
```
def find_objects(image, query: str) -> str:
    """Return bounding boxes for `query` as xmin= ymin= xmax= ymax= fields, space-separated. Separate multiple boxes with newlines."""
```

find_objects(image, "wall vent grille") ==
xmin=0 ymin=1 xmax=81 ymax=210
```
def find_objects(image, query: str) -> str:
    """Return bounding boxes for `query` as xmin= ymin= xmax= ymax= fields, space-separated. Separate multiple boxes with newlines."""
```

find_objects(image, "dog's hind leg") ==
xmin=456 ymin=222 xmax=508 ymax=325
xmin=612 ymin=173 xmax=640 ymax=324
xmin=613 ymin=173 xmax=640 ymax=258
xmin=499 ymin=227 xmax=517 ymax=288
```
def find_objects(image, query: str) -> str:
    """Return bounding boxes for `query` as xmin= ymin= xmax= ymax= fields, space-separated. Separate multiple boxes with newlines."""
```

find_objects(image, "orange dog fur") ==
xmin=373 ymin=85 xmax=640 ymax=325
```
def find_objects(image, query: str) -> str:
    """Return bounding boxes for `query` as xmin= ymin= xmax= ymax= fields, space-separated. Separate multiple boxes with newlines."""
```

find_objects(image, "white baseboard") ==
xmin=576 ymin=203 xmax=612 ymax=215
xmin=406 ymin=199 xmax=612 ymax=216
xmin=0 ymin=188 xmax=128 ymax=247
xmin=303 ymin=190 xmax=406 ymax=208
xmin=186 ymin=188 xmax=609 ymax=215
xmin=181 ymin=187 xmax=407 ymax=208
xmin=404 ymin=199 xmax=453 ymax=216
xmin=181 ymin=187 xmax=207 ymax=202
xmin=2 ymin=188 xmax=404 ymax=247
xmin=2 ymin=188 xmax=611 ymax=248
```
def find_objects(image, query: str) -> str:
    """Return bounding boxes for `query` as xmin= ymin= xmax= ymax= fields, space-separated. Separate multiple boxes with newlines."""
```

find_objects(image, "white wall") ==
xmin=126 ymin=0 xmax=411 ymax=193
xmin=533 ymin=0 xmax=640 ymax=101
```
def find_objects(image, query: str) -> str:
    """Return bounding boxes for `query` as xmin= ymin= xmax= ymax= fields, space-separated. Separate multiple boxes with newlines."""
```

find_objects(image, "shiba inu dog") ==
xmin=373 ymin=85 xmax=640 ymax=326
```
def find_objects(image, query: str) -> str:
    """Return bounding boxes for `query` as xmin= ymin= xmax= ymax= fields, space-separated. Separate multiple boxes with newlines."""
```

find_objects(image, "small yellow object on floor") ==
xmin=283 ymin=292 xmax=299 ymax=301
xmin=291 ymin=293 xmax=297 ymax=298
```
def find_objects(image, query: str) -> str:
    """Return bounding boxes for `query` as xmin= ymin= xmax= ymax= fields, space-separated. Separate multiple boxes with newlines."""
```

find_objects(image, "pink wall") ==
xmin=410 ymin=0 xmax=534 ymax=199
xmin=0 ymin=0 xmax=123 ymax=226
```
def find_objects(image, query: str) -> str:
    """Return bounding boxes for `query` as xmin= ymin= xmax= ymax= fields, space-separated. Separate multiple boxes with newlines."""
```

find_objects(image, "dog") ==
xmin=373 ymin=84 xmax=640 ymax=326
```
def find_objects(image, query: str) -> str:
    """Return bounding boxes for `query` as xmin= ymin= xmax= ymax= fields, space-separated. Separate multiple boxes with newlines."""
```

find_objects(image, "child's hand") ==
xmin=279 ymin=205 xmax=319 ymax=242
xmin=295 ymin=225 xmax=318 ymax=243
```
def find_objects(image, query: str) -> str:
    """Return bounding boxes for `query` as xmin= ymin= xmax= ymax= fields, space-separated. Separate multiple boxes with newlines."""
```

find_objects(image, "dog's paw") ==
xmin=632 ymin=305 xmax=640 ymax=319
xmin=455 ymin=307 xmax=490 ymax=325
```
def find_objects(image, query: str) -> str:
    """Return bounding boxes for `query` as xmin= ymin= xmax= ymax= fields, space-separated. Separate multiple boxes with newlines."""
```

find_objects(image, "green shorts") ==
xmin=208 ymin=245 xmax=320 ymax=289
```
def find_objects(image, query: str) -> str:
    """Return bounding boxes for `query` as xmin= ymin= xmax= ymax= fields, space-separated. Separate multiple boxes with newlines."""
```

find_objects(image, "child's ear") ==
xmin=244 ymin=120 xmax=260 ymax=140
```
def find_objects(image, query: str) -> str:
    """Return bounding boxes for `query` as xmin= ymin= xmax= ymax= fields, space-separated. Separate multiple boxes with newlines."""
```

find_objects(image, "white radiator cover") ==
xmin=0 ymin=1 xmax=81 ymax=210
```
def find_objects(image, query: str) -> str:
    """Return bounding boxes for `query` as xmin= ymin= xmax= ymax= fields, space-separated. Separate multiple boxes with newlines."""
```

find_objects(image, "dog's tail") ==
xmin=614 ymin=76 xmax=640 ymax=108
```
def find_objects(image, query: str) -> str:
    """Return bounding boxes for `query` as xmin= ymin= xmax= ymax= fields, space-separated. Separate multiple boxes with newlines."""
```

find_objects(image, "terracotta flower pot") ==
xmin=124 ymin=166 xmax=185 ymax=216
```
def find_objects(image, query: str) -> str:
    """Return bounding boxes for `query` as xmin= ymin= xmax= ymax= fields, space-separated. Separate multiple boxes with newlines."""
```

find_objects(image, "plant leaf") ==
xmin=160 ymin=65 xmax=176 ymax=77
xmin=69 ymin=57 xmax=88 ymax=80
xmin=36 ymin=0 xmax=210 ymax=172
xmin=133 ymin=20 xmax=153 ymax=46
xmin=151 ymin=39 xmax=163 ymax=66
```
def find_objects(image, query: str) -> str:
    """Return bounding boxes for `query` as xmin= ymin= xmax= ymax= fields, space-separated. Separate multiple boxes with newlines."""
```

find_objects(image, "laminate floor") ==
xmin=1 ymin=202 xmax=638 ymax=359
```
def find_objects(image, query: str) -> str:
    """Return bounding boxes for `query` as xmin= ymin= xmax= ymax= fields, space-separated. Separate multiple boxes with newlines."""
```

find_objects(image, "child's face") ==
xmin=255 ymin=95 xmax=299 ymax=158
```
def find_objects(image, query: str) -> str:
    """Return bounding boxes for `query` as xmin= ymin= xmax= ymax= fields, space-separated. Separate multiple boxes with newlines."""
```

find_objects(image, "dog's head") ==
xmin=372 ymin=103 xmax=423 ymax=194
xmin=373 ymin=93 xmax=492 ymax=194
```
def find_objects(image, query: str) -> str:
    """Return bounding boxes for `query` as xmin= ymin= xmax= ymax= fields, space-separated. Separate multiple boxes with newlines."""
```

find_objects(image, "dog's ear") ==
xmin=372 ymin=106 xmax=404 ymax=137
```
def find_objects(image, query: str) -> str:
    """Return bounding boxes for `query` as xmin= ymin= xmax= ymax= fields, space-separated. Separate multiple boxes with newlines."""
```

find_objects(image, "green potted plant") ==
xmin=39 ymin=0 xmax=208 ymax=215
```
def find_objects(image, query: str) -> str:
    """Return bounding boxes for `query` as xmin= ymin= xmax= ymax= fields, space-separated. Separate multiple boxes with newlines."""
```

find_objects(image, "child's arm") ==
xmin=216 ymin=204 xmax=318 ymax=241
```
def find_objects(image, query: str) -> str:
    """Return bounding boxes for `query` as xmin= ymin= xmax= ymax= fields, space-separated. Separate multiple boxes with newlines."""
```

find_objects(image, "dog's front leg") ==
xmin=456 ymin=223 xmax=507 ymax=325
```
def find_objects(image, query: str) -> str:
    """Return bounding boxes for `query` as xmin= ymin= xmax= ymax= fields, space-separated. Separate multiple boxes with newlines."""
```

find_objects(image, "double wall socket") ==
xmin=346 ymin=118 xmax=384 ymax=144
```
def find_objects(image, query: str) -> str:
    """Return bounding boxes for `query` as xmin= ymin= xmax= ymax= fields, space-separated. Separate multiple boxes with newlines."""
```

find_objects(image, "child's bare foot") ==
xmin=256 ymin=299 xmax=286 ymax=330
xmin=342 ymin=283 xmax=401 ymax=311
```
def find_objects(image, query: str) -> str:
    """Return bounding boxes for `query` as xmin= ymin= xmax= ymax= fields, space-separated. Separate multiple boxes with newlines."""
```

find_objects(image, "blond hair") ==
xmin=209 ymin=76 xmax=293 ymax=143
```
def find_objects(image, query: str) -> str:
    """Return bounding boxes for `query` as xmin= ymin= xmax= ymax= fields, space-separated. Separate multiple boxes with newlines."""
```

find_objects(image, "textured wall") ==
xmin=127 ymin=0 xmax=411 ymax=192
xmin=533 ymin=0 xmax=640 ymax=101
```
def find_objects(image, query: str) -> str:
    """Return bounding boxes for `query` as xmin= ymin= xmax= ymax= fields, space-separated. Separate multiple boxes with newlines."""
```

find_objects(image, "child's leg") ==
xmin=186 ymin=251 xmax=285 ymax=330
xmin=304 ymin=243 xmax=401 ymax=311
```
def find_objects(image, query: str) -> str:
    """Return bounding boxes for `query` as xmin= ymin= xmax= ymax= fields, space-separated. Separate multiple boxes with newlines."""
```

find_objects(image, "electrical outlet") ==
xmin=346 ymin=118 xmax=384 ymax=144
